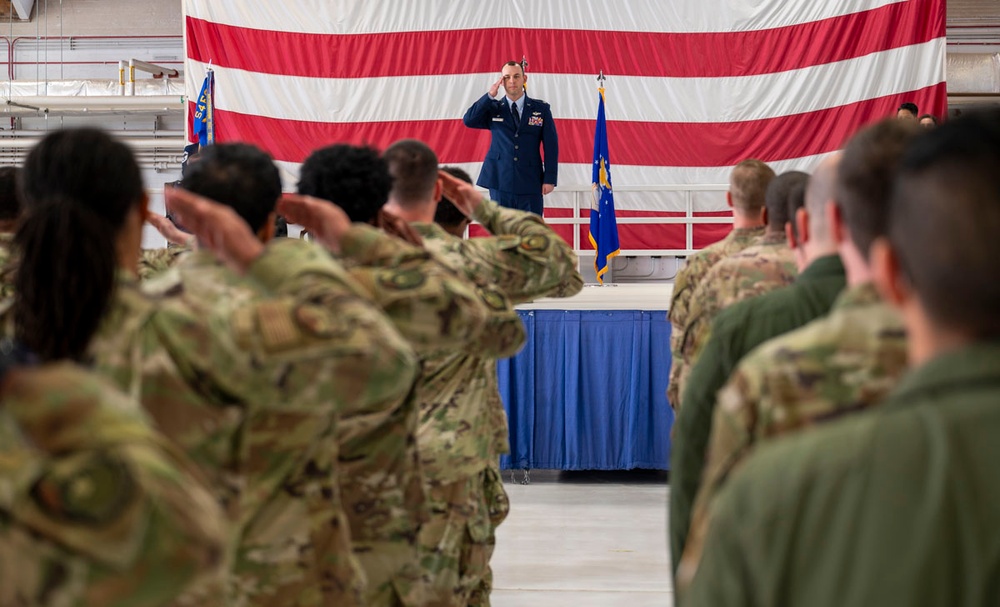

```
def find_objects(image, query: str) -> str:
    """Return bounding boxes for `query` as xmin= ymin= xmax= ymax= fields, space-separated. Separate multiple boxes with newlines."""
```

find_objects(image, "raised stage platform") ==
xmin=498 ymin=284 xmax=675 ymax=471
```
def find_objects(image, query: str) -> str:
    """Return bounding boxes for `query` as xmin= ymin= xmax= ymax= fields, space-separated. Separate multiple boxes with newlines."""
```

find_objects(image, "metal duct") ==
xmin=0 ymin=137 xmax=183 ymax=149
xmin=948 ymin=53 xmax=1000 ymax=95
xmin=10 ymin=0 xmax=33 ymax=20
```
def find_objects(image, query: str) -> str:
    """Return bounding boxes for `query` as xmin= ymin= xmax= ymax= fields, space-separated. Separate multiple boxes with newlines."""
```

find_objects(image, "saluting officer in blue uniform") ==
xmin=463 ymin=60 xmax=558 ymax=216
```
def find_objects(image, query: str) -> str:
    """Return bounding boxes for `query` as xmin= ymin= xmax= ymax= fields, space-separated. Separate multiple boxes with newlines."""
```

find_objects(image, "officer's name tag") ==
xmin=492 ymin=117 xmax=504 ymax=122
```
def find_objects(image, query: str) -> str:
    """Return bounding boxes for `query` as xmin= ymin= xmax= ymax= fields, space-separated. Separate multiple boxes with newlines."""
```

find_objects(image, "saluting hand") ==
xmin=489 ymin=75 xmax=503 ymax=98
xmin=276 ymin=194 xmax=352 ymax=254
xmin=146 ymin=211 xmax=195 ymax=247
xmin=163 ymin=185 xmax=264 ymax=273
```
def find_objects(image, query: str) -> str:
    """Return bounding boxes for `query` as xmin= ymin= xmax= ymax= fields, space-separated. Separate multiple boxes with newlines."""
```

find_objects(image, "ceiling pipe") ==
xmin=129 ymin=59 xmax=180 ymax=79
xmin=0 ymin=95 xmax=184 ymax=115
xmin=0 ymin=130 xmax=185 ymax=138
xmin=0 ymin=137 xmax=184 ymax=149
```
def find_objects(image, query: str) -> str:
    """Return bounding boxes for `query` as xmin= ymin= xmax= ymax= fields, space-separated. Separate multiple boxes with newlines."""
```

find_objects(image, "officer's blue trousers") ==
xmin=489 ymin=190 xmax=544 ymax=216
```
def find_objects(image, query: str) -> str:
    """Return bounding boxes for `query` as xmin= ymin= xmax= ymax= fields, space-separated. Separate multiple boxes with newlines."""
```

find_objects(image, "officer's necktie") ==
xmin=511 ymin=102 xmax=520 ymax=131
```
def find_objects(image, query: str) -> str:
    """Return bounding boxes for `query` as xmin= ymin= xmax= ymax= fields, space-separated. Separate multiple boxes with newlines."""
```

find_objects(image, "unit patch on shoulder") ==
xmin=519 ymin=235 xmax=550 ymax=252
xmin=478 ymin=286 xmax=509 ymax=312
xmin=378 ymin=269 xmax=426 ymax=291
xmin=31 ymin=453 xmax=137 ymax=525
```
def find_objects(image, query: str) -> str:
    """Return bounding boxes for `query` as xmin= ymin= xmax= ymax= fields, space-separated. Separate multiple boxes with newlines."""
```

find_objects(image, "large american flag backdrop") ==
xmin=184 ymin=0 xmax=945 ymax=252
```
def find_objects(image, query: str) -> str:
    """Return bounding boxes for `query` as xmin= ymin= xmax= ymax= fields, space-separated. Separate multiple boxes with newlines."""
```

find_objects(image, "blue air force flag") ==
xmin=191 ymin=69 xmax=215 ymax=146
xmin=589 ymin=88 xmax=620 ymax=284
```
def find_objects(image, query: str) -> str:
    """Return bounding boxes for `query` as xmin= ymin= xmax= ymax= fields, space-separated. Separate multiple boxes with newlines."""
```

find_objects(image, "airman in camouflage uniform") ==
xmin=666 ymin=227 xmax=763 ymax=407
xmin=0 ymin=359 xmax=226 ymax=606
xmin=667 ymin=158 xmax=774 ymax=410
xmin=673 ymin=170 xmax=808 ymax=401
xmin=294 ymin=142 xmax=527 ymax=606
xmin=676 ymin=233 xmax=797 ymax=389
xmin=407 ymin=165 xmax=583 ymax=607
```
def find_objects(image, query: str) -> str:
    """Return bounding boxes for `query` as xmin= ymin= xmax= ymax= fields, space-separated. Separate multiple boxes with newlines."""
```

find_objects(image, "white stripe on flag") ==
xmin=186 ymin=0 xmax=906 ymax=35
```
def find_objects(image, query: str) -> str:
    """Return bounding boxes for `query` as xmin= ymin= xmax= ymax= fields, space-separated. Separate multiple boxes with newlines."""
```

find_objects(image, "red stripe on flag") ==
xmin=186 ymin=3 xmax=941 ymax=79
xmin=203 ymin=82 xmax=946 ymax=166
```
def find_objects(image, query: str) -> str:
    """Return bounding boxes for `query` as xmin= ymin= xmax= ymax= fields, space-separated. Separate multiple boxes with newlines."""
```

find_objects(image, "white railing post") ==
xmin=573 ymin=190 xmax=581 ymax=252
xmin=686 ymin=190 xmax=694 ymax=252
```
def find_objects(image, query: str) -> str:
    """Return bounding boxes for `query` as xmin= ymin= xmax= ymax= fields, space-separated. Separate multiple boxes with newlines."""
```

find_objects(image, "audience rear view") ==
xmin=0 ymin=127 xmax=581 ymax=606
xmin=671 ymin=112 xmax=1000 ymax=606
xmin=0 ymin=108 xmax=998 ymax=607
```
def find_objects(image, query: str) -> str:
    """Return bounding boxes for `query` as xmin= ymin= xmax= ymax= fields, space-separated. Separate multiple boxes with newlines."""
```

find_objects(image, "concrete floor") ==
xmin=491 ymin=470 xmax=674 ymax=607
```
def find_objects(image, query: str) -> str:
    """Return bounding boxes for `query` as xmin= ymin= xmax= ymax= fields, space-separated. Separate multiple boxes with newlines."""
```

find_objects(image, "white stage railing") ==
xmin=541 ymin=183 xmax=729 ymax=258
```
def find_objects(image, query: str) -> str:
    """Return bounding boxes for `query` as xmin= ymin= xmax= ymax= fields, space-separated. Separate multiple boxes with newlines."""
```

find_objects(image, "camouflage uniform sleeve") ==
xmin=667 ymin=264 xmax=698 ymax=410
xmin=677 ymin=272 xmax=724 ymax=399
xmin=245 ymin=236 xmax=420 ymax=415
xmin=465 ymin=284 xmax=527 ymax=359
xmin=337 ymin=225 xmax=499 ymax=355
xmin=470 ymin=198 xmax=584 ymax=302
xmin=138 ymin=245 xmax=190 ymax=281
xmin=1 ymin=363 xmax=225 ymax=606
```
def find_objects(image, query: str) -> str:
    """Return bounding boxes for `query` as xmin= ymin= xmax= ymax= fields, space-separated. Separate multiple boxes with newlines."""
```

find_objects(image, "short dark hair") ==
xmin=835 ymin=119 xmax=920 ymax=256
xmin=180 ymin=143 xmax=281 ymax=232
xmin=889 ymin=110 xmax=1000 ymax=337
xmin=435 ymin=166 xmax=473 ymax=228
xmin=383 ymin=139 xmax=439 ymax=207
xmin=898 ymin=102 xmax=919 ymax=116
xmin=504 ymin=60 xmax=525 ymax=75
xmin=918 ymin=114 xmax=939 ymax=126
xmin=764 ymin=171 xmax=808 ymax=230
xmin=0 ymin=166 xmax=21 ymax=221
xmin=297 ymin=144 xmax=392 ymax=224
xmin=730 ymin=159 xmax=774 ymax=211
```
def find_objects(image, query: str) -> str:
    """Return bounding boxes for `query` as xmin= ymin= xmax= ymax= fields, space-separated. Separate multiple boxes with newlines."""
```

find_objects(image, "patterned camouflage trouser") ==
xmin=353 ymin=541 xmax=426 ymax=607
xmin=418 ymin=465 xmax=510 ymax=607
